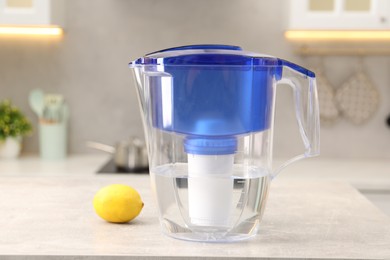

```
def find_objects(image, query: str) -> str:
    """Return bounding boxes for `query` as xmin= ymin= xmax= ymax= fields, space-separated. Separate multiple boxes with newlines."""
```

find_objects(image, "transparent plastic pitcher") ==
xmin=129 ymin=45 xmax=319 ymax=242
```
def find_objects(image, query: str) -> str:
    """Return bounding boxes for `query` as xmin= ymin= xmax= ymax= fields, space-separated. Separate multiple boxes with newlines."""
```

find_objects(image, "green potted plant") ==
xmin=0 ymin=100 xmax=32 ymax=159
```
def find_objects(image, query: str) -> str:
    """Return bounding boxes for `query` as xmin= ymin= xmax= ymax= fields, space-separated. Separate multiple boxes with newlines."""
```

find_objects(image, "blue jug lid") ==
xmin=130 ymin=44 xmax=280 ymax=66
xmin=146 ymin=44 xmax=243 ymax=55
xmin=129 ymin=44 xmax=315 ymax=77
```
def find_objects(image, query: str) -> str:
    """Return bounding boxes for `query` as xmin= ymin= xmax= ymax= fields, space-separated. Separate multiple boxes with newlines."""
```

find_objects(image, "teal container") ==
xmin=39 ymin=122 xmax=67 ymax=160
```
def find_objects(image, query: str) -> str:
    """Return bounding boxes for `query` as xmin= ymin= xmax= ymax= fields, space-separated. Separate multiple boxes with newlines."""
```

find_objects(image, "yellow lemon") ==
xmin=93 ymin=184 xmax=144 ymax=223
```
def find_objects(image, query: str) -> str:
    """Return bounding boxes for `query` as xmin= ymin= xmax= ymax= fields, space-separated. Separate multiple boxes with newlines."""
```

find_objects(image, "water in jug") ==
xmin=129 ymin=45 xmax=319 ymax=242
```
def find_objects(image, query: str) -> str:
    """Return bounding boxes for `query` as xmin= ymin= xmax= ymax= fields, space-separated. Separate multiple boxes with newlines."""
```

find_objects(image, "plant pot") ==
xmin=0 ymin=136 xmax=22 ymax=159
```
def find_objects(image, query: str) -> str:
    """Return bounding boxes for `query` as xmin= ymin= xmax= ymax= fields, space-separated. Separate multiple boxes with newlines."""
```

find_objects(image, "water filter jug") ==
xmin=129 ymin=45 xmax=319 ymax=242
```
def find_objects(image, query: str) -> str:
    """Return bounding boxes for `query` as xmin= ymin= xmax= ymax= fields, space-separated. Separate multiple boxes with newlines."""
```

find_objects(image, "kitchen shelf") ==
xmin=286 ymin=0 xmax=390 ymax=55
xmin=285 ymin=30 xmax=390 ymax=55
xmin=0 ymin=0 xmax=64 ymax=36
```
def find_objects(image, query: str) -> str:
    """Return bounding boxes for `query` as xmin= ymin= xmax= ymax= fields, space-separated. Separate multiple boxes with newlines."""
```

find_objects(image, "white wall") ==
xmin=0 ymin=0 xmax=389 ymax=159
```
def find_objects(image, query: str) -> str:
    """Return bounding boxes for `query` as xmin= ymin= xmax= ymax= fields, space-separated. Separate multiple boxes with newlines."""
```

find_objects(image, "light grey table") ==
xmin=0 ymin=173 xmax=389 ymax=259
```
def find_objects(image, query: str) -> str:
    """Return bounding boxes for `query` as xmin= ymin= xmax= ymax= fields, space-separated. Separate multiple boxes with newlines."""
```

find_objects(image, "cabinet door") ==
xmin=289 ymin=0 xmax=390 ymax=29
xmin=0 ymin=0 xmax=51 ymax=25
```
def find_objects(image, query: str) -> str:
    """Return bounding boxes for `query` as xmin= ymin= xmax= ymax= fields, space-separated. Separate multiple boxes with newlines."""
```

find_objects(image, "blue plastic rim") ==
xmin=131 ymin=45 xmax=315 ymax=155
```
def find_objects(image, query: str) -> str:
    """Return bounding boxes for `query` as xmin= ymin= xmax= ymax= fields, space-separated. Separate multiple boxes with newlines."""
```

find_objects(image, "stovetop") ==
xmin=97 ymin=158 xmax=149 ymax=174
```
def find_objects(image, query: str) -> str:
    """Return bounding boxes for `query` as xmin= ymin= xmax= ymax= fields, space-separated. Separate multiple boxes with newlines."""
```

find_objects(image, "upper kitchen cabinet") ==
xmin=0 ymin=0 xmax=64 ymax=36
xmin=286 ymin=0 xmax=390 ymax=55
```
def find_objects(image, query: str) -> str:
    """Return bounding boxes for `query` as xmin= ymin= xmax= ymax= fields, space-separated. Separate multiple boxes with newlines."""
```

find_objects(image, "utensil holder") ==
xmin=39 ymin=121 xmax=67 ymax=160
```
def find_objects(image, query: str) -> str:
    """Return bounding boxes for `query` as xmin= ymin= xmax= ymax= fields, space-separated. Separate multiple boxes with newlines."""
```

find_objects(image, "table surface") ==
xmin=0 ymin=169 xmax=390 ymax=259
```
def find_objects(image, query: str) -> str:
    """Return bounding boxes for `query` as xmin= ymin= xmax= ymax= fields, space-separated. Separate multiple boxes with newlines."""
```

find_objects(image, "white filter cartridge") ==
xmin=188 ymin=153 xmax=234 ymax=227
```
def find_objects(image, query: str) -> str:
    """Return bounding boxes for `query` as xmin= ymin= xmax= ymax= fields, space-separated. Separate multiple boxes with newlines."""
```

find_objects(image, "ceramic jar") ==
xmin=0 ymin=136 xmax=22 ymax=159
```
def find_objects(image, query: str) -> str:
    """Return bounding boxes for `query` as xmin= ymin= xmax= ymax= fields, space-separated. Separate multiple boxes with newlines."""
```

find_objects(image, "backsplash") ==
xmin=0 ymin=0 xmax=389 ymax=158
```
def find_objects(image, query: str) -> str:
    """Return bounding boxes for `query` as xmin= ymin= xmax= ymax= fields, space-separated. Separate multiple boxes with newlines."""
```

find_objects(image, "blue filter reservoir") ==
xmin=131 ymin=44 xmax=280 ymax=155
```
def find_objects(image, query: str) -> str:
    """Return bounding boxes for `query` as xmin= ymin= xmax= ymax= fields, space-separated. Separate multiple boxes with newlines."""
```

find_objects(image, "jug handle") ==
xmin=272 ymin=63 xmax=320 ymax=178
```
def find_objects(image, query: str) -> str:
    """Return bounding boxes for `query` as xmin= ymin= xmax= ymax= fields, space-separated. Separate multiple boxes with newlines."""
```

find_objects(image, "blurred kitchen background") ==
xmin=1 ymin=0 xmax=390 ymax=159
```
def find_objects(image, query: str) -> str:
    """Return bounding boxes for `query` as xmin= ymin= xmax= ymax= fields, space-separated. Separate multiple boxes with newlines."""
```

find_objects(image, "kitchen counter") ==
xmin=0 ymin=155 xmax=390 ymax=259
xmin=0 ymin=154 xmax=107 ymax=175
